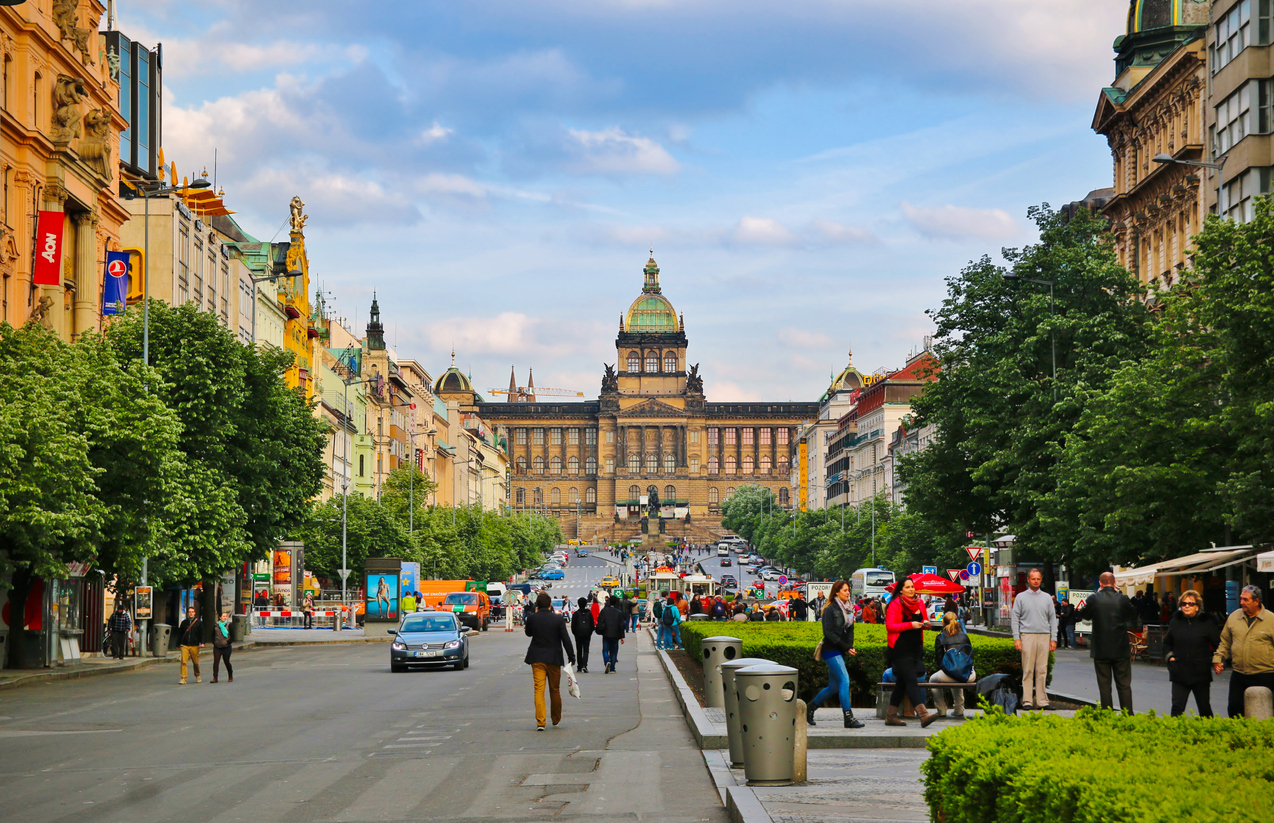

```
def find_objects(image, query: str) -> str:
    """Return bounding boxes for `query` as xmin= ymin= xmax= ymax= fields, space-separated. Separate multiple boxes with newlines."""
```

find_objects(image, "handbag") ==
xmin=213 ymin=625 xmax=230 ymax=649
xmin=813 ymin=639 xmax=823 ymax=661
xmin=564 ymin=661 xmax=581 ymax=699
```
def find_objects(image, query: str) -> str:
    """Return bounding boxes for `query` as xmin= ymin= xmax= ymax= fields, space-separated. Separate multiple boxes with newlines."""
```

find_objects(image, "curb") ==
xmin=726 ymin=785 xmax=773 ymax=823
xmin=652 ymin=631 xmax=729 ymax=749
xmin=1047 ymin=688 xmax=1099 ymax=708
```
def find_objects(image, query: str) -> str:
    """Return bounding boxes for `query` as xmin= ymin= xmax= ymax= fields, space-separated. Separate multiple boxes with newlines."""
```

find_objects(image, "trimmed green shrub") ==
xmin=679 ymin=622 xmax=1040 ymax=706
xmin=922 ymin=708 xmax=1274 ymax=822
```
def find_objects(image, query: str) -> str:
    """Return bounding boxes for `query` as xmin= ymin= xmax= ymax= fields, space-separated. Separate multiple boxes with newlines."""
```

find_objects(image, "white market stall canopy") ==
xmin=1258 ymin=550 xmax=1274 ymax=574
xmin=1115 ymin=546 xmax=1258 ymax=588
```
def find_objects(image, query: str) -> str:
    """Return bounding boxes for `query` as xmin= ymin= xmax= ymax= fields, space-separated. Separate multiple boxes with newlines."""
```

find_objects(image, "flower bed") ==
xmin=678 ymin=621 xmax=1036 ymax=707
xmin=922 ymin=708 xmax=1274 ymax=822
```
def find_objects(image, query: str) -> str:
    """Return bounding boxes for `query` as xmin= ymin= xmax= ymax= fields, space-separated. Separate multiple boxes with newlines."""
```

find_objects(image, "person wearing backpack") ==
xmin=660 ymin=595 xmax=681 ymax=649
xmin=806 ymin=579 xmax=864 ymax=729
xmin=930 ymin=611 xmax=975 ymax=718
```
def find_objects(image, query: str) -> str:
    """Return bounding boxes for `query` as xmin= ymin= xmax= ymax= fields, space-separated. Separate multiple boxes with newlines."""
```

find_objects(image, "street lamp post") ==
xmin=1153 ymin=153 xmax=1228 ymax=219
xmin=1003 ymin=273 xmax=1057 ymax=404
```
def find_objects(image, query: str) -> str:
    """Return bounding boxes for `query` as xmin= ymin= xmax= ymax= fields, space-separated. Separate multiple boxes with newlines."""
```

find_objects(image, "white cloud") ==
xmin=566 ymin=127 xmax=680 ymax=175
xmin=900 ymin=201 xmax=1019 ymax=241
xmin=417 ymin=173 xmax=489 ymax=200
xmin=706 ymin=380 xmax=761 ymax=402
xmin=778 ymin=328 xmax=832 ymax=349
xmin=733 ymin=216 xmax=795 ymax=245
xmin=418 ymin=122 xmax=454 ymax=145
xmin=810 ymin=219 xmax=875 ymax=244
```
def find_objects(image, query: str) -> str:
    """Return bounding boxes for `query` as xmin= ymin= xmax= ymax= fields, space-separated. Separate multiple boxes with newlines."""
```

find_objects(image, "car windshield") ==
xmin=400 ymin=616 xmax=456 ymax=633
xmin=865 ymin=572 xmax=894 ymax=587
xmin=443 ymin=593 xmax=479 ymax=605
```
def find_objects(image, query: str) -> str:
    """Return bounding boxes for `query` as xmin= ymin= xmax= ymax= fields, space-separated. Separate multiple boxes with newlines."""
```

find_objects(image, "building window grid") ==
xmin=1213 ymin=0 xmax=1256 ymax=73
xmin=568 ymin=456 xmax=579 ymax=475
xmin=586 ymin=456 xmax=597 ymax=475
xmin=663 ymin=352 xmax=676 ymax=372
xmin=689 ymin=456 xmax=700 ymax=473
xmin=760 ymin=428 xmax=771 ymax=445
xmin=551 ymin=456 xmax=562 ymax=475
xmin=708 ymin=428 xmax=718 ymax=445
xmin=193 ymin=238 xmax=204 ymax=302
xmin=645 ymin=352 xmax=658 ymax=372
xmin=663 ymin=452 xmax=675 ymax=473
xmin=627 ymin=352 xmax=640 ymax=372
xmin=708 ymin=456 xmax=719 ymax=474
xmin=586 ymin=428 xmax=597 ymax=445
xmin=550 ymin=428 xmax=562 ymax=445
xmin=568 ymin=428 xmax=578 ymax=445
xmin=516 ymin=428 xmax=527 ymax=445
xmin=533 ymin=428 xmax=544 ymax=445
xmin=724 ymin=428 xmax=736 ymax=446
xmin=742 ymin=428 xmax=753 ymax=446
xmin=586 ymin=487 xmax=596 ymax=504
xmin=605 ymin=457 xmax=615 ymax=474
xmin=777 ymin=428 xmax=789 ymax=445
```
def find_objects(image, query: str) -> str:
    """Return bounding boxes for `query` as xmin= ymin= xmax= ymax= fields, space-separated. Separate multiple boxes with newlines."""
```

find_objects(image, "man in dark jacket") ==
xmin=792 ymin=595 xmax=809 ymax=623
xmin=594 ymin=596 xmax=627 ymax=673
xmin=570 ymin=597 xmax=595 ymax=673
xmin=525 ymin=592 xmax=576 ymax=731
xmin=1075 ymin=572 xmax=1139 ymax=712
xmin=177 ymin=606 xmax=203 ymax=685
xmin=107 ymin=602 xmax=132 ymax=660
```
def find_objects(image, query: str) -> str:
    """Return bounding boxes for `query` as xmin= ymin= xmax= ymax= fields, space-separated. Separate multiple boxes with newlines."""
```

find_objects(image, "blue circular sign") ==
xmin=778 ymin=575 xmax=788 ymax=586
xmin=966 ymin=561 xmax=982 ymax=576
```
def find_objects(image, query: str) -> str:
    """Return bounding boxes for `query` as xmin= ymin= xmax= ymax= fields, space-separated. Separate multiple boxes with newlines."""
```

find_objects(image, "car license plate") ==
xmin=414 ymin=650 xmax=440 ymax=658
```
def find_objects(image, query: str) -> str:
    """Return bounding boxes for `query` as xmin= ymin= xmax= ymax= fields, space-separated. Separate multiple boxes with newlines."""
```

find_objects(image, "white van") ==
xmin=717 ymin=545 xmax=731 ymax=558
xmin=850 ymin=568 xmax=895 ymax=600
xmin=486 ymin=582 xmax=507 ymax=604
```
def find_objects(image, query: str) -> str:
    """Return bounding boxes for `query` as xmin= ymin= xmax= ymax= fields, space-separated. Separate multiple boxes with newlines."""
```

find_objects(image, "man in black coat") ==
xmin=594 ymin=596 xmax=627 ymax=673
xmin=1075 ymin=572 xmax=1140 ymax=713
xmin=525 ymin=592 xmax=576 ymax=731
xmin=570 ymin=597 xmax=595 ymax=673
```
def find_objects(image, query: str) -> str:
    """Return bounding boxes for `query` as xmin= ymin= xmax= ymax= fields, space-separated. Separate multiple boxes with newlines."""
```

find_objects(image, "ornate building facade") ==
xmin=1093 ymin=0 xmax=1209 ymax=289
xmin=477 ymin=256 xmax=818 ymax=542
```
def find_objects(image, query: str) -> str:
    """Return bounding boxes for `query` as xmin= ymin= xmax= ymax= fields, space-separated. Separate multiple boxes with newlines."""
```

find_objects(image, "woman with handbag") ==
xmin=211 ymin=611 xmax=234 ymax=683
xmin=885 ymin=576 xmax=936 ymax=727
xmin=930 ymin=611 xmax=975 ymax=718
xmin=806 ymin=580 xmax=864 ymax=729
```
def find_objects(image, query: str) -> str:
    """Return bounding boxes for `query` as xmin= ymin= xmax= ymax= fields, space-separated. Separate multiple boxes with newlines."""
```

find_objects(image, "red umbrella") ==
xmin=885 ymin=572 xmax=965 ymax=596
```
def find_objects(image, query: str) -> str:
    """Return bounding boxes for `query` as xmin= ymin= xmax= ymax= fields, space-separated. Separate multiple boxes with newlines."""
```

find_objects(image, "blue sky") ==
xmin=119 ymin=0 xmax=1126 ymax=401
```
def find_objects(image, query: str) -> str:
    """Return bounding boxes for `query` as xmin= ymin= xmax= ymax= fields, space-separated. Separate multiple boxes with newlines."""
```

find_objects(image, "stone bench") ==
xmin=874 ymin=680 xmax=977 ymax=719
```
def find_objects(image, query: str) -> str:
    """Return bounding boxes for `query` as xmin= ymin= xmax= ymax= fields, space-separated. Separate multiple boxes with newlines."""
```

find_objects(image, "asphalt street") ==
xmin=0 ymin=553 xmax=728 ymax=823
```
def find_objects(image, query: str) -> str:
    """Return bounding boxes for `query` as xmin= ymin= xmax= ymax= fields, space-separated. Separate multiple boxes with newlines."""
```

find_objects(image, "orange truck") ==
xmin=415 ymin=580 xmax=491 ymax=631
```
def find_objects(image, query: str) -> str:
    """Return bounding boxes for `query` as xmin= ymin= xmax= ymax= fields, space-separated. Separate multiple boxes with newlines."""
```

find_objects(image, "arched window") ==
xmin=515 ymin=487 xmax=525 ymax=505
xmin=663 ymin=352 xmax=676 ymax=372
xmin=586 ymin=487 xmax=596 ymax=504
xmin=663 ymin=453 xmax=675 ymax=473
xmin=725 ymin=455 xmax=737 ymax=475
xmin=568 ymin=456 xmax=579 ymax=475
xmin=708 ymin=456 xmax=719 ymax=474
xmin=629 ymin=484 xmax=640 ymax=502
xmin=779 ymin=487 xmax=790 ymax=506
xmin=665 ymin=485 xmax=676 ymax=502
xmin=742 ymin=456 xmax=754 ymax=474
xmin=646 ymin=452 xmax=659 ymax=473
xmin=709 ymin=487 xmax=719 ymax=504
xmin=516 ymin=456 xmax=527 ymax=475
xmin=645 ymin=350 xmax=658 ymax=372
xmin=569 ymin=487 xmax=579 ymax=504
xmin=585 ymin=456 xmax=597 ymax=475
xmin=759 ymin=455 xmax=771 ymax=474
xmin=551 ymin=487 xmax=561 ymax=505
xmin=627 ymin=351 xmax=640 ymax=372
xmin=628 ymin=453 xmax=641 ymax=473
xmin=551 ymin=456 xmax=562 ymax=475
xmin=533 ymin=456 xmax=545 ymax=475
xmin=534 ymin=488 xmax=544 ymax=506
xmin=726 ymin=486 xmax=734 ymax=499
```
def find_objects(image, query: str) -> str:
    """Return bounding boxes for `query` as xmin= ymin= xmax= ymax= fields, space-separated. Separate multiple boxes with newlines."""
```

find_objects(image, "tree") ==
xmin=295 ymin=493 xmax=414 ymax=582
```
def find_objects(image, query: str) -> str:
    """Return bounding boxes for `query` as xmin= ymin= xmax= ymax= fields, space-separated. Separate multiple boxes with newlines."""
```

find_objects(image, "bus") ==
xmin=850 ymin=568 xmax=895 ymax=600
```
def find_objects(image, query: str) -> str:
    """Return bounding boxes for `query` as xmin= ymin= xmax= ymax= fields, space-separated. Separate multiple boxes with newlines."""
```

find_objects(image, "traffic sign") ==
xmin=959 ymin=570 xmax=971 ymax=581
xmin=337 ymin=568 xmax=352 ymax=581
xmin=947 ymin=570 xmax=962 ymax=582
xmin=922 ymin=565 xmax=937 ymax=576
xmin=965 ymin=546 xmax=981 ymax=562
xmin=778 ymin=575 xmax=788 ymax=586
xmin=966 ymin=561 xmax=982 ymax=576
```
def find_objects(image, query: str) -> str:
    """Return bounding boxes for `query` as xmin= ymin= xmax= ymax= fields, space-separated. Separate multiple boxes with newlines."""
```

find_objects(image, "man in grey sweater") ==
xmin=1011 ymin=569 xmax=1058 ymax=710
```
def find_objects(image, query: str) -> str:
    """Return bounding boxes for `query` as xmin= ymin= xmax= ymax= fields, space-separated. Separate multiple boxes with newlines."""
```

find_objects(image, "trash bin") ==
xmin=735 ymin=663 xmax=799 ymax=786
xmin=151 ymin=624 xmax=172 ymax=659
xmin=687 ymin=613 xmax=710 ymax=621
xmin=230 ymin=615 xmax=248 ymax=642
xmin=721 ymin=657 xmax=774 ymax=768
xmin=334 ymin=609 xmax=344 ymax=632
xmin=702 ymin=635 xmax=744 ymax=708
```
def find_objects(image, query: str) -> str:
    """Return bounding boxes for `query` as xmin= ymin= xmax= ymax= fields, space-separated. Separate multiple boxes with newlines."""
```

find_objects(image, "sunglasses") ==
xmin=1180 ymin=601 xmax=1199 ymax=608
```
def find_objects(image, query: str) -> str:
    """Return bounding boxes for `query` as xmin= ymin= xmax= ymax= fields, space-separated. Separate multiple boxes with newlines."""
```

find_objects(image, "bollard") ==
xmin=1245 ymin=686 xmax=1273 ymax=720
xmin=793 ymin=699 xmax=808 ymax=784
xmin=334 ymin=609 xmax=344 ymax=632
xmin=735 ymin=663 xmax=799 ymax=786
xmin=721 ymin=657 xmax=775 ymax=768
xmin=702 ymin=636 xmax=744 ymax=708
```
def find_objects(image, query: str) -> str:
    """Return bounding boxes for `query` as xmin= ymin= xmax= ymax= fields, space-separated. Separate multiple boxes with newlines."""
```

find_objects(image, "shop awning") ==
xmin=1116 ymin=546 xmax=1257 ymax=587
xmin=1258 ymin=550 xmax=1274 ymax=574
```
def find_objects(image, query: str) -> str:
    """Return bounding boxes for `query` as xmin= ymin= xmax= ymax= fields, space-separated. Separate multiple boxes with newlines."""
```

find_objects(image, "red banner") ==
xmin=32 ymin=211 xmax=65 ymax=286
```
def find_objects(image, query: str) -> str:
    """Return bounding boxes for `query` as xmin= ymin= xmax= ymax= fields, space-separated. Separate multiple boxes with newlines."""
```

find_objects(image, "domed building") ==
xmin=480 ymin=254 xmax=819 ymax=543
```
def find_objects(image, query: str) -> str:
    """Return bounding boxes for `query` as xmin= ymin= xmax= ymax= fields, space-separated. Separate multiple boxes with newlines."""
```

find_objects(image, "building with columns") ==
xmin=478 ymin=255 xmax=818 ymax=542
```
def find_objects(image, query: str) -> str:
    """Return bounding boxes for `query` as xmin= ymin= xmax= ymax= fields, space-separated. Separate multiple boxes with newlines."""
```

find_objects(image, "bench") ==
xmin=874 ymin=680 xmax=977 ymax=719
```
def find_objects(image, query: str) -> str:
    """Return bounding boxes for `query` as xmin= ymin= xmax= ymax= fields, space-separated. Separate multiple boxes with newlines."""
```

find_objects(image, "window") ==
xmin=358 ymin=454 xmax=365 ymax=477
xmin=551 ymin=456 xmax=562 ymax=475
xmin=516 ymin=487 xmax=525 ymax=505
xmin=534 ymin=488 xmax=544 ymax=506
xmin=628 ymin=453 xmax=640 ymax=473
xmin=31 ymin=72 xmax=39 ymax=131
xmin=569 ymin=487 xmax=579 ymax=504
xmin=629 ymin=484 xmax=640 ymax=502
xmin=586 ymin=428 xmax=597 ymax=445
xmin=516 ymin=428 xmax=527 ymax=445
xmin=586 ymin=487 xmax=596 ymax=504
xmin=1213 ymin=0 xmax=1256 ymax=74
xmin=1216 ymin=81 xmax=1255 ymax=154
xmin=568 ymin=428 xmax=579 ymax=445
xmin=193 ymin=238 xmax=204 ymax=301
xmin=725 ymin=428 xmax=737 ymax=446
xmin=550 ymin=428 xmax=562 ymax=445
xmin=689 ymin=456 xmax=700 ymax=473
xmin=742 ymin=428 xmax=753 ymax=446
xmin=551 ymin=488 xmax=561 ymax=505
xmin=586 ymin=456 xmax=597 ymax=474
xmin=178 ymin=226 xmax=190 ymax=291
xmin=725 ymin=486 xmax=734 ymax=499
xmin=725 ymin=455 xmax=737 ymax=475
xmin=605 ymin=457 xmax=614 ymax=474
xmin=708 ymin=456 xmax=719 ymax=474
xmin=779 ymin=487 xmax=790 ymax=506
xmin=743 ymin=456 xmax=754 ymax=474
xmin=568 ymin=456 xmax=579 ymax=475
xmin=760 ymin=428 xmax=771 ymax=446
xmin=533 ymin=428 xmax=545 ymax=445
xmin=760 ymin=455 xmax=771 ymax=474
xmin=516 ymin=456 xmax=528 ymax=474
xmin=663 ymin=352 xmax=676 ymax=372
xmin=690 ymin=430 xmax=699 ymax=444
xmin=645 ymin=351 xmax=658 ymax=372
xmin=627 ymin=352 xmax=640 ymax=372
xmin=1 ymin=55 xmax=8 ymax=113
xmin=709 ymin=487 xmax=719 ymax=505
xmin=665 ymin=485 xmax=676 ymax=501
xmin=664 ymin=453 xmax=675 ymax=473
xmin=605 ymin=430 xmax=614 ymax=444
xmin=646 ymin=452 xmax=659 ymax=472
xmin=534 ymin=456 xmax=545 ymax=475
xmin=777 ymin=428 xmax=789 ymax=445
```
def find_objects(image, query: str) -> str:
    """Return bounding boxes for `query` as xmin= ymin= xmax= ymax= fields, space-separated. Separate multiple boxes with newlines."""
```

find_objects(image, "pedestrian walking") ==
xmin=1058 ymin=598 xmax=1077 ymax=649
xmin=177 ymin=606 xmax=204 ymax=685
xmin=400 ymin=591 xmax=417 ymax=615
xmin=814 ymin=592 xmax=826 ymax=618
xmin=628 ymin=597 xmax=641 ymax=632
xmin=1213 ymin=584 xmax=1274 ymax=718
xmin=861 ymin=599 xmax=877 ymax=624
xmin=571 ymin=597 xmax=595 ymax=673
xmin=806 ymin=579 xmax=864 ymax=729
xmin=930 ymin=611 xmax=975 ymax=719
xmin=1164 ymin=590 xmax=1219 ymax=716
xmin=884 ymin=576 xmax=935 ymax=727
xmin=211 ymin=610 xmax=234 ymax=683
xmin=595 ymin=595 xmax=627 ymax=673
xmin=107 ymin=602 xmax=132 ymax=660
xmin=1010 ymin=568 xmax=1057 ymax=710
xmin=303 ymin=593 xmax=315 ymax=629
xmin=524 ymin=592 xmax=576 ymax=731
xmin=792 ymin=594 xmax=809 ymax=623
xmin=659 ymin=594 xmax=681 ymax=649
xmin=1076 ymin=572 xmax=1139 ymax=713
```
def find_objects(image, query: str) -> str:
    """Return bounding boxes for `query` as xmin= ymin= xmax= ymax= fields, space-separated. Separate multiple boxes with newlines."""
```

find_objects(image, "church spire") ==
xmin=642 ymin=251 xmax=661 ymax=294
xmin=507 ymin=365 xmax=518 ymax=403
xmin=526 ymin=368 xmax=536 ymax=403
xmin=366 ymin=292 xmax=385 ymax=351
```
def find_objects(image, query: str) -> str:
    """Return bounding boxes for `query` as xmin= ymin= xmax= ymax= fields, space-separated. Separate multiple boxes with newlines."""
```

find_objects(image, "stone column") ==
xmin=72 ymin=211 xmax=98 ymax=339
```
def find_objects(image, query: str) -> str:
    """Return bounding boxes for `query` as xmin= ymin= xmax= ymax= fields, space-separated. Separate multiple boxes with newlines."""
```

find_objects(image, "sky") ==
xmin=117 ymin=0 xmax=1127 ymax=402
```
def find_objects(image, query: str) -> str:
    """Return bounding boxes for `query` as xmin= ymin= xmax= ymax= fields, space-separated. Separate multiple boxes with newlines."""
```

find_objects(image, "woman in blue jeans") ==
xmin=807 ymin=579 xmax=864 ymax=728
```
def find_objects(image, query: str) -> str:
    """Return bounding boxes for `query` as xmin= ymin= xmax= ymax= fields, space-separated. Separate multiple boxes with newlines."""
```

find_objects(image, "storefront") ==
xmin=1115 ymin=545 xmax=1263 ymax=616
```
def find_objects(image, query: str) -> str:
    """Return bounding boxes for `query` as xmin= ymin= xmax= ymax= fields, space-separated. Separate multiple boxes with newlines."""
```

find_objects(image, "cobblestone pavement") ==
xmin=740 ymin=750 xmax=930 ymax=823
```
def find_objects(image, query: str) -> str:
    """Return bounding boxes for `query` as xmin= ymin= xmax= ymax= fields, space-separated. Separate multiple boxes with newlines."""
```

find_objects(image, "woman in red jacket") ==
xmin=885 ymin=576 xmax=937 ymax=727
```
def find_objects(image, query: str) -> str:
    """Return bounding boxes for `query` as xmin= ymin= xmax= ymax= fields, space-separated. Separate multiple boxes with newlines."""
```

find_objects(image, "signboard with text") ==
xmin=134 ymin=586 xmax=153 ymax=620
xmin=33 ymin=211 xmax=65 ymax=285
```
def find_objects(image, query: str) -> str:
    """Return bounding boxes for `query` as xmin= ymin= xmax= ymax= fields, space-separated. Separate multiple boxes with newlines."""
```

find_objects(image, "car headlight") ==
xmin=391 ymin=642 xmax=406 ymax=650
xmin=445 ymin=640 xmax=461 ymax=649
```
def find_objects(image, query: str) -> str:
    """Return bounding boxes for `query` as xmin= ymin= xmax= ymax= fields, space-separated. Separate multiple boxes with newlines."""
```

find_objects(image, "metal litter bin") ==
xmin=735 ymin=663 xmax=799 ymax=786
xmin=687 ymin=613 xmax=710 ymax=621
xmin=230 ymin=615 xmax=248 ymax=642
xmin=334 ymin=609 xmax=344 ymax=632
xmin=702 ymin=635 xmax=744 ymax=708
xmin=721 ymin=657 xmax=774 ymax=768
xmin=150 ymin=624 xmax=172 ymax=659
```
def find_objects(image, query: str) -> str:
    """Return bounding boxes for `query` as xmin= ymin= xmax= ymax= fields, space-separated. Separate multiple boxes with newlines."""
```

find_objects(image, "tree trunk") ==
xmin=6 ymin=568 xmax=33 ymax=669
xmin=201 ymin=576 xmax=219 ymax=643
xmin=1042 ymin=561 xmax=1056 ymax=595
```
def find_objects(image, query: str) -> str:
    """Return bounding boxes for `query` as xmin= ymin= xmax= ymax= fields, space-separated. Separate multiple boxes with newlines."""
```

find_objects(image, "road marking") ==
xmin=383 ymin=743 xmax=434 ymax=749
xmin=0 ymin=729 xmax=122 ymax=738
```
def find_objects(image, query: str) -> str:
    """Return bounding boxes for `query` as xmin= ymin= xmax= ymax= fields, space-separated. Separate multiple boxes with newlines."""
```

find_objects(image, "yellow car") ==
xmin=599 ymin=576 xmax=620 ymax=588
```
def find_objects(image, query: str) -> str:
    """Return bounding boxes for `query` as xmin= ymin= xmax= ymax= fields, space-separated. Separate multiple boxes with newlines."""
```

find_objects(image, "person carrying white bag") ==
xmin=524 ymin=591 xmax=578 ymax=731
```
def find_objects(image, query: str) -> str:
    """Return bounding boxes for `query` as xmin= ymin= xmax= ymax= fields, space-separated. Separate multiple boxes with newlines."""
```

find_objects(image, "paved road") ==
xmin=0 ymin=604 xmax=726 ymax=823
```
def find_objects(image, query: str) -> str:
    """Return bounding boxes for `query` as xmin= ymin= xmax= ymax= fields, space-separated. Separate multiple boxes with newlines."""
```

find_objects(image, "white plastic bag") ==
xmin=564 ymin=661 xmax=581 ymax=699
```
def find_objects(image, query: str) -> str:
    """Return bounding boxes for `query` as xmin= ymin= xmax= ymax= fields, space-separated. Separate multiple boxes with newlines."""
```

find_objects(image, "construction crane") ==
xmin=489 ymin=387 xmax=585 ymax=399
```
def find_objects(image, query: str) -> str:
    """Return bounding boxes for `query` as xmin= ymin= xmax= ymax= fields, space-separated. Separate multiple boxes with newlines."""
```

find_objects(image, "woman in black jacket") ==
xmin=1163 ymin=589 xmax=1221 ymax=717
xmin=806 ymin=580 xmax=864 ymax=729
xmin=571 ymin=597 xmax=595 ymax=673
xmin=525 ymin=592 xmax=576 ymax=731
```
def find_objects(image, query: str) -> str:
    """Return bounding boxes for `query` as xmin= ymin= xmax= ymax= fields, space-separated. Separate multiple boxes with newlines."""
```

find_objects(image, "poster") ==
xmin=32 ymin=211 xmax=64 ymax=285
xmin=400 ymin=562 xmax=420 ymax=599
xmin=134 ymin=586 xmax=153 ymax=620
xmin=1068 ymin=589 xmax=1094 ymax=636
xmin=272 ymin=549 xmax=292 ymax=587
xmin=365 ymin=573 xmax=399 ymax=621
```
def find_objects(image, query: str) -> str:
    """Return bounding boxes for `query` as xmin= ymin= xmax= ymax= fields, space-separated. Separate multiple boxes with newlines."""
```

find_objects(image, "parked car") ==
xmin=542 ymin=569 xmax=565 ymax=580
xmin=389 ymin=612 xmax=471 ymax=672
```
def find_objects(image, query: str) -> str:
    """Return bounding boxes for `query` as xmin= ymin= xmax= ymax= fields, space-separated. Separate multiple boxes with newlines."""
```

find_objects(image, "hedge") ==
xmin=679 ymin=621 xmax=1042 ymax=707
xmin=922 ymin=708 xmax=1274 ymax=822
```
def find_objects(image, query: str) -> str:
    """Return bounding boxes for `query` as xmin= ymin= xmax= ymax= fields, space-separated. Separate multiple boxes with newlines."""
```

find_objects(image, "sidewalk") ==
xmin=1048 ymin=646 xmax=1230 ymax=714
